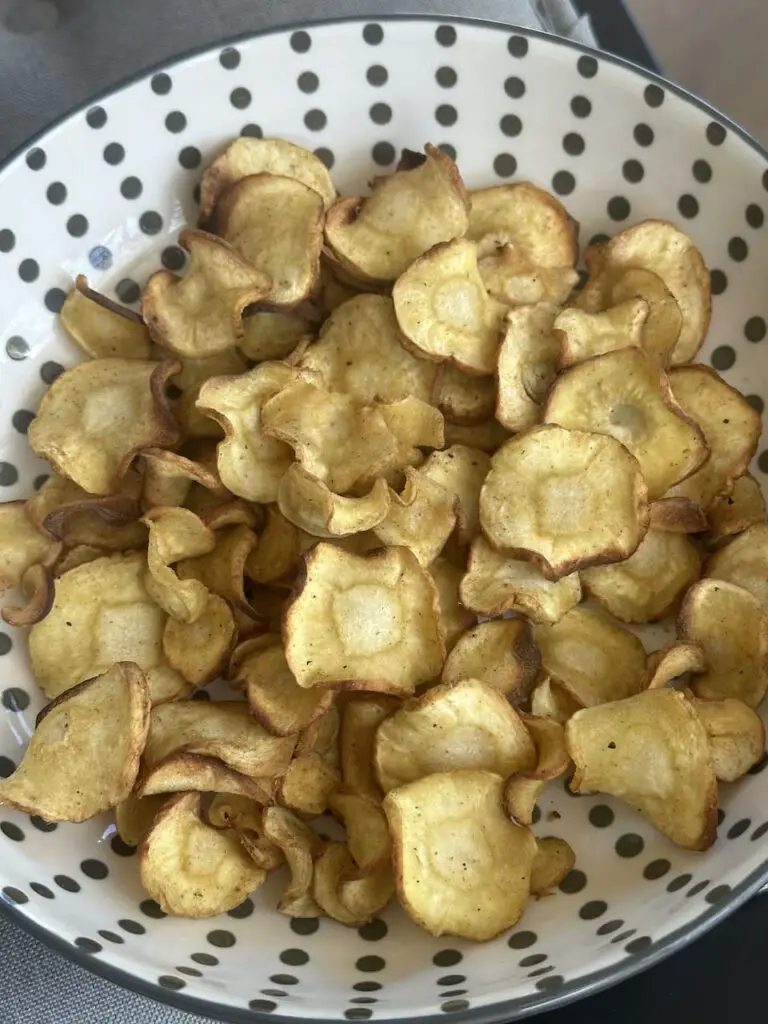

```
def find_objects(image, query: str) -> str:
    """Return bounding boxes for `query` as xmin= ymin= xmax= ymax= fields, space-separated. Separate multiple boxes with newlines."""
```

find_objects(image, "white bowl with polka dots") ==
xmin=0 ymin=15 xmax=767 ymax=1024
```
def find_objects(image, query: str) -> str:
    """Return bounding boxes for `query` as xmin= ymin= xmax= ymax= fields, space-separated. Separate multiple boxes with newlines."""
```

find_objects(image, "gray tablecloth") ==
xmin=0 ymin=2 xmax=594 ymax=1021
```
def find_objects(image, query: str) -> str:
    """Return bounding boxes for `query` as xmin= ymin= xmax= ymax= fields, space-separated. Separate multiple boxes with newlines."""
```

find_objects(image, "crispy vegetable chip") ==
xmin=679 ymin=579 xmax=768 ymax=706
xmin=2 ymin=563 xmax=54 ymax=627
xmin=384 ymin=769 xmax=537 ymax=940
xmin=234 ymin=823 xmax=285 ymax=872
xmin=375 ymin=679 xmax=536 ymax=793
xmin=460 ymin=536 xmax=581 ymax=623
xmin=339 ymin=694 xmax=400 ymax=801
xmin=443 ymin=419 xmax=510 ymax=453
xmin=177 ymin=524 xmax=259 ymax=631
xmin=504 ymin=715 xmax=571 ymax=825
xmin=555 ymin=299 xmax=648 ymax=368
xmin=278 ymin=465 xmax=390 ymax=538
xmin=142 ymin=507 xmax=216 ymax=623
xmin=478 ymin=245 xmax=578 ymax=307
xmin=566 ymin=689 xmax=717 ymax=850
xmin=529 ymin=677 xmax=582 ymax=725
xmin=581 ymin=527 xmax=700 ymax=622
xmin=692 ymin=698 xmax=765 ymax=782
xmin=245 ymin=506 xmax=302 ymax=584
xmin=262 ymin=805 xmax=323 ymax=917
xmin=279 ymin=752 xmax=340 ymax=817
xmin=240 ymin=309 xmax=314 ymax=362
xmin=297 ymin=705 xmax=340 ymax=767
xmin=162 ymin=593 xmax=236 ymax=685
xmin=429 ymin=558 xmax=474 ymax=653
xmin=704 ymin=523 xmax=768 ymax=607
xmin=544 ymin=348 xmax=707 ymax=499
xmin=645 ymin=641 xmax=706 ymax=689
xmin=530 ymin=836 xmax=576 ymax=896
xmin=649 ymin=496 xmax=708 ymax=534
xmin=434 ymin=363 xmax=497 ymax=424
xmin=284 ymin=544 xmax=445 ymax=693
xmin=374 ymin=467 xmax=457 ymax=566
xmin=137 ymin=752 xmax=269 ymax=802
xmin=495 ymin=302 xmax=562 ymax=431
xmin=324 ymin=144 xmax=469 ymax=284
xmin=393 ymin=238 xmax=507 ymax=375
xmin=0 ymin=501 xmax=61 ymax=592
xmin=534 ymin=607 xmax=646 ymax=707
xmin=139 ymin=792 xmax=266 ymax=917
xmin=608 ymin=268 xmax=684 ymax=365
xmin=0 ymin=663 xmax=150 ymax=822
xmin=60 ymin=275 xmax=153 ymax=359
xmin=479 ymin=425 xmax=649 ymax=578
xmin=33 ymin=475 xmax=147 ymax=553
xmin=321 ymin=791 xmax=394 ymax=923
xmin=707 ymin=475 xmax=766 ymax=548
xmin=139 ymin=448 xmax=224 ymax=511
xmin=142 ymin=229 xmax=269 ymax=358
xmin=115 ymin=793 xmax=167 ymax=847
xmin=171 ymin=349 xmax=247 ymax=438
xmin=207 ymin=793 xmax=264 ymax=831
xmin=442 ymin=621 xmax=540 ymax=704
xmin=28 ymin=358 xmax=180 ymax=496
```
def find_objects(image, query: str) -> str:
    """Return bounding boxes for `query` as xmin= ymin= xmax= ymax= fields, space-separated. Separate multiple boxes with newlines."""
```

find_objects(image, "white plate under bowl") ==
xmin=0 ymin=14 xmax=767 ymax=1024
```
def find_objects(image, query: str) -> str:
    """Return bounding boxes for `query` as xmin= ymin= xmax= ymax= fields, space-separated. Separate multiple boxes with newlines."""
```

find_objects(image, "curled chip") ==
xmin=139 ymin=448 xmax=224 ymax=511
xmin=608 ymin=269 xmax=684 ymax=366
xmin=692 ymin=698 xmax=766 ymax=782
xmin=374 ymin=467 xmax=457 ymax=566
xmin=142 ymin=229 xmax=269 ymax=358
xmin=460 ymin=536 xmax=581 ymax=624
xmin=324 ymin=144 xmax=469 ymax=284
xmin=645 ymin=641 xmax=706 ymax=689
xmin=544 ymin=348 xmax=707 ymax=499
xmin=144 ymin=700 xmax=296 ymax=780
xmin=136 ymin=752 xmax=270 ymax=802
xmin=442 ymin=621 xmax=540 ymax=704
xmin=504 ymin=715 xmax=570 ymax=825
xmin=339 ymin=694 xmax=400 ymax=801
xmin=139 ymin=792 xmax=267 ymax=917
xmin=374 ymin=679 xmax=536 ymax=793
xmin=0 ymin=663 xmax=150 ymax=822
xmin=534 ymin=606 xmax=646 ymax=707
xmin=28 ymin=358 xmax=180 ymax=496
xmin=300 ymin=295 xmax=437 ymax=404
xmin=706 ymin=475 xmax=766 ymax=548
xmin=555 ymin=299 xmax=648 ymax=368
xmin=667 ymin=367 xmax=762 ymax=510
xmin=162 ymin=593 xmax=236 ymax=685
xmin=704 ymin=523 xmax=768 ymax=607
xmin=0 ymin=501 xmax=61 ymax=592
xmin=199 ymin=135 xmax=336 ymax=221
xmin=2 ymin=564 xmax=54 ymax=628
xmin=393 ymin=238 xmax=507 ymax=375
xmin=444 ymin=419 xmax=510 ymax=453
xmin=530 ymin=677 xmax=582 ymax=725
xmin=477 ymin=245 xmax=578 ymax=308
xmin=231 ymin=636 xmax=334 ymax=737
xmin=245 ymin=507 xmax=302 ymax=584
xmin=566 ymin=689 xmax=717 ymax=850
xmin=278 ymin=465 xmax=390 ymax=538
xmin=196 ymin=361 xmax=312 ymax=502
xmin=116 ymin=793 xmax=167 ymax=847
xmin=212 ymin=173 xmax=325 ymax=306
xmin=60 ymin=275 xmax=153 ymax=359
xmin=581 ymin=528 xmax=700 ymax=623
xmin=468 ymin=181 xmax=577 ymax=266
xmin=233 ymin=822 xmax=284 ymax=872
xmin=577 ymin=221 xmax=710 ymax=365
xmin=279 ymin=752 xmax=340 ymax=818
xmin=207 ymin=793 xmax=264 ymax=831
xmin=384 ymin=769 xmax=537 ymax=940
xmin=240 ymin=309 xmax=314 ymax=362
xmin=284 ymin=543 xmax=445 ymax=693
xmin=170 ymin=349 xmax=247 ymax=439
xmin=297 ymin=705 xmax=340 ymax=766
xmin=495 ymin=302 xmax=562 ymax=432
xmin=29 ymin=552 xmax=188 ymax=705
xmin=479 ymin=425 xmax=649 ymax=579
xmin=262 ymin=805 xmax=323 ymax=917
xmin=429 ymin=558 xmax=474 ymax=653
xmin=679 ymin=579 xmax=768 ymax=707
xmin=434 ymin=364 xmax=497 ymax=425
xmin=142 ymin=507 xmax=216 ymax=623
xmin=375 ymin=397 xmax=445 ymax=481
xmin=530 ymin=836 xmax=576 ymax=896
xmin=649 ymin=497 xmax=708 ymax=535
xmin=29 ymin=476 xmax=147 ymax=554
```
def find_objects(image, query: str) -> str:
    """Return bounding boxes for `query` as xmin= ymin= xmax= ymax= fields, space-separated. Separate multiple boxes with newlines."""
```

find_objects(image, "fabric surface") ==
xmin=0 ymin=2 xmax=593 ymax=1022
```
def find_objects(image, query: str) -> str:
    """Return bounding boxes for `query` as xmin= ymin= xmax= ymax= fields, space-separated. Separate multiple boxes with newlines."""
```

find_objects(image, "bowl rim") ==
xmin=1 ymin=11 xmax=767 ymax=1023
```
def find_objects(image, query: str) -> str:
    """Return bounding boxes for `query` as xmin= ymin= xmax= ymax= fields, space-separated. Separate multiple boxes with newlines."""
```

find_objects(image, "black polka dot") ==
xmin=758 ymin=451 xmax=768 ymax=474
xmin=634 ymin=123 xmax=654 ymax=146
xmin=370 ymin=102 xmax=392 ymax=125
xmin=99 ymin=930 xmax=124 ymax=944
xmin=288 ymin=918 xmax=318 ymax=937
xmin=165 ymin=111 xmax=186 ymax=133
xmin=363 ymin=23 xmax=383 ymax=45
xmin=350 ymin=997 xmax=378 ymax=1004
xmin=161 ymin=245 xmax=186 ymax=271
xmin=436 ymin=25 xmax=456 ymax=46
xmin=228 ymin=898 xmax=254 ymax=920
xmin=729 ymin=236 xmax=748 ymax=261
xmin=366 ymin=65 xmax=388 ymax=87
xmin=644 ymin=84 xmax=664 ymax=107
xmin=745 ymin=203 xmax=764 ymax=229
xmin=31 ymin=882 xmax=54 ymax=899
xmin=358 ymin=919 xmax=388 ymax=941
xmin=76 ymin=937 xmax=102 ymax=954
xmin=499 ymin=115 xmax=522 ymax=139
xmin=314 ymin=147 xmax=334 ymax=170
xmin=240 ymin=123 xmax=263 ymax=139
xmin=151 ymin=73 xmax=172 ymax=95
xmin=710 ymin=269 xmax=727 ymax=295
xmin=748 ymin=752 xmax=768 ymax=774
xmin=433 ymin=949 xmax=463 ymax=966
xmin=578 ymin=55 xmax=598 ymax=78
xmin=611 ymin=929 xmax=637 ymax=944
xmin=705 ymin=884 xmax=731 ymax=905
xmin=0 ymin=229 xmax=16 ymax=257
xmin=437 ymin=143 xmax=457 ymax=160
xmin=11 ymin=410 xmax=32 ymax=434
xmin=177 ymin=145 xmax=201 ymax=171
xmin=2 ymin=886 xmax=27 ymax=904
xmin=520 ymin=953 xmax=547 ymax=968
xmin=372 ymin=142 xmax=395 ymax=166
xmin=191 ymin=952 xmax=218 ymax=965
xmin=220 ymin=47 xmax=240 ymax=69
xmin=230 ymin=87 xmax=251 ymax=109
xmin=207 ymin=929 xmax=235 ymax=947
xmin=552 ymin=170 xmax=575 ymax=195
xmin=116 ymin=278 xmax=140 ymax=304
xmin=751 ymin=822 xmax=768 ymax=840
xmin=622 ymin=159 xmax=644 ymax=183
xmin=692 ymin=158 xmax=712 ymax=183
xmin=588 ymin=804 xmax=614 ymax=827
xmin=26 ymin=147 xmax=46 ymax=170
xmin=158 ymin=976 xmax=185 ymax=991
xmin=625 ymin=936 xmax=652 ymax=955
xmin=141 ymin=898 xmax=167 ymax=919
xmin=290 ymin=30 xmax=311 ymax=53
xmin=528 ymin=968 xmax=554 ymax=980
xmin=687 ymin=880 xmax=709 ymax=897
xmin=54 ymin=874 xmax=80 ymax=892
xmin=706 ymin=121 xmax=726 ymax=146
xmin=579 ymin=900 xmax=607 ymax=920
xmin=563 ymin=132 xmax=585 ymax=156
xmin=435 ymin=104 xmax=458 ymax=127
xmin=86 ymin=106 xmax=107 ymax=129
xmin=746 ymin=394 xmax=765 ymax=414
xmin=596 ymin=919 xmax=623 ymax=935
xmin=559 ymin=869 xmax=587 ymax=894
xmin=120 ymin=176 xmax=142 ymax=199
xmin=108 ymin=834 xmax=133 ymax=858
xmin=2 ymin=687 xmax=30 ymax=710
xmin=507 ymin=33 xmax=528 ymax=56
xmin=437 ymin=975 xmax=466 ymax=986
xmin=304 ymin=109 xmax=327 ymax=131
xmin=504 ymin=76 xmax=525 ymax=99
xmin=5 ymin=336 xmax=27 ymax=361
xmin=89 ymin=245 xmax=113 ymax=271
xmin=30 ymin=816 xmax=56 ymax=832
xmin=66 ymin=214 xmax=88 ymax=237
xmin=509 ymin=933 xmax=537 ymax=951
xmin=270 ymin=974 xmax=298 ymax=985
xmin=669 ymin=877 xmax=692 ymax=895
xmin=0 ymin=753 xmax=13 ymax=773
xmin=570 ymin=96 xmax=591 ymax=119
xmin=537 ymin=976 xmax=564 ymax=992
xmin=180 ymin=967 xmax=204 ymax=979
xmin=295 ymin=72 xmax=319 ymax=96
xmin=119 ymin=919 xmax=145 ymax=934
xmin=436 ymin=66 xmax=457 ymax=88
xmin=356 ymin=955 xmax=385 ymax=972
xmin=608 ymin=196 xmax=631 ymax=221
xmin=0 ymin=463 xmax=18 ymax=487
xmin=46 ymin=181 xmax=67 ymax=205
xmin=80 ymin=859 xmax=108 ymax=880
xmin=139 ymin=211 xmax=163 ymax=235
xmin=616 ymin=833 xmax=644 ymax=857
xmin=18 ymin=258 xmax=39 ymax=282
xmin=678 ymin=194 xmax=699 ymax=218
xmin=711 ymin=345 xmax=736 ymax=370
xmin=440 ymin=1001 xmax=469 ymax=1014
xmin=745 ymin=316 xmax=766 ymax=342
xmin=641 ymin=859 xmax=671 ymax=881
xmin=353 ymin=982 xmax=382 ymax=992
xmin=494 ymin=154 xmax=517 ymax=178
xmin=727 ymin=818 xmax=751 ymax=839
xmin=532 ymin=805 xmax=542 ymax=825
xmin=42 ymin=355 xmax=65 ymax=384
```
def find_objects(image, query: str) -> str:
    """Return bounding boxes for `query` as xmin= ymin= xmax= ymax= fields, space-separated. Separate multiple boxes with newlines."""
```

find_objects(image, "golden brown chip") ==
xmin=429 ymin=557 xmax=474 ymax=653
xmin=581 ymin=528 xmax=700 ymax=622
xmin=324 ymin=145 xmax=469 ymax=284
xmin=384 ymin=769 xmax=537 ymax=940
xmin=375 ymin=679 xmax=536 ymax=793
xmin=162 ymin=593 xmax=236 ymax=685
xmin=139 ymin=792 xmax=267 ymax=917
xmin=644 ymin=641 xmax=707 ymax=689
xmin=468 ymin=182 xmax=578 ymax=269
xmin=373 ymin=397 xmax=445 ymax=484
xmin=199 ymin=136 xmax=336 ymax=221
xmin=243 ymin=506 xmax=301 ymax=586
xmin=479 ymin=425 xmax=649 ymax=579
xmin=530 ymin=836 xmax=576 ymax=896
xmin=544 ymin=348 xmax=707 ymax=499
xmin=534 ymin=606 xmax=646 ymax=707
xmin=478 ymin=245 xmax=579 ymax=307
xmin=284 ymin=543 xmax=445 ymax=693
xmin=339 ymin=694 xmax=400 ymax=801
xmin=607 ymin=269 xmax=684 ymax=366
xmin=213 ymin=173 xmax=325 ymax=306
xmin=555 ymin=299 xmax=649 ymax=368
xmin=137 ymin=752 xmax=269 ymax=802
xmin=196 ymin=498 xmax=260 ymax=532
xmin=442 ymin=620 xmax=540 ymax=704
xmin=297 ymin=705 xmax=340 ymax=766
xmin=262 ymin=805 xmax=323 ymax=917
xmin=142 ymin=229 xmax=269 ymax=358
xmin=322 ymin=790 xmax=394 ymax=923
xmin=234 ymin=823 xmax=285 ymax=872
xmin=240 ymin=309 xmax=314 ymax=361
xmin=495 ymin=302 xmax=562 ymax=431
xmin=393 ymin=238 xmax=507 ymax=375
xmin=0 ymin=501 xmax=61 ymax=592
xmin=692 ymin=698 xmax=765 ymax=782
xmin=460 ymin=536 xmax=581 ymax=623
xmin=529 ymin=677 xmax=582 ymax=725
xmin=649 ymin=497 xmax=708 ymax=534
xmin=37 ymin=477 xmax=147 ymax=552
xmin=207 ymin=793 xmax=265 ymax=831
xmin=1 ymin=564 xmax=54 ymax=627
xmin=704 ymin=523 xmax=768 ymax=607
xmin=60 ymin=275 xmax=153 ymax=359
xmin=142 ymin=507 xmax=216 ymax=623
xmin=566 ymin=689 xmax=717 ymax=850
xmin=504 ymin=714 xmax=571 ymax=825
xmin=373 ymin=467 xmax=457 ymax=566
xmin=278 ymin=464 xmax=390 ymax=538
xmin=115 ymin=793 xmax=167 ymax=847
xmin=177 ymin=524 xmax=259 ymax=629
xmin=443 ymin=419 xmax=511 ymax=453
xmin=139 ymin=448 xmax=224 ymax=511
xmin=434 ymin=363 xmax=497 ymax=425
xmin=170 ymin=349 xmax=248 ymax=438
xmin=279 ymin=752 xmax=340 ymax=818
xmin=706 ymin=475 xmax=766 ymax=548
xmin=28 ymin=358 xmax=180 ymax=496
xmin=0 ymin=663 xmax=150 ymax=822
xmin=678 ymin=578 xmax=768 ymax=706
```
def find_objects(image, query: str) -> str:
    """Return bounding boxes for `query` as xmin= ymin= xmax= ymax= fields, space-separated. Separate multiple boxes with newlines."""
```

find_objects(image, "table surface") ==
xmin=0 ymin=2 xmax=764 ymax=1023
